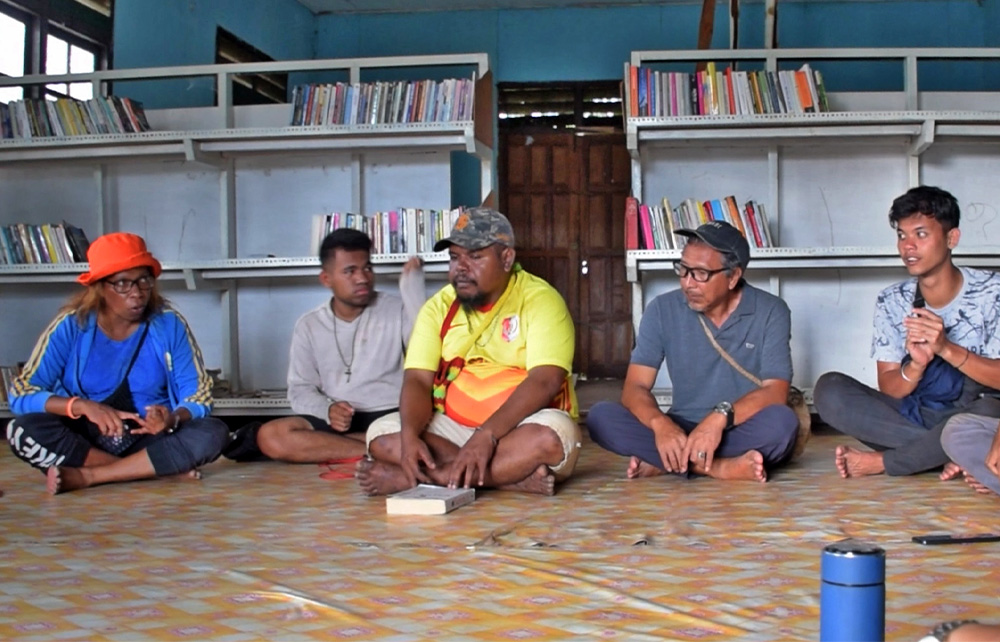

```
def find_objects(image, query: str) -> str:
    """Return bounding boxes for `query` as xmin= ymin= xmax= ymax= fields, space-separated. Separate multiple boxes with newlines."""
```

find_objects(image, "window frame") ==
xmin=215 ymin=27 xmax=288 ymax=106
xmin=43 ymin=23 xmax=102 ymax=100
xmin=0 ymin=0 xmax=111 ymax=100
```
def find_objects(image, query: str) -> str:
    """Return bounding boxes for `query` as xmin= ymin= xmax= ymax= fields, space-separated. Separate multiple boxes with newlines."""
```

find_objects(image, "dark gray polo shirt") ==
xmin=631 ymin=283 xmax=793 ymax=424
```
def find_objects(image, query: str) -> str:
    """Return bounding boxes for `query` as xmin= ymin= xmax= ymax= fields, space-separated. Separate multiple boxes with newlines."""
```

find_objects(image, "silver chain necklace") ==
xmin=332 ymin=305 xmax=365 ymax=382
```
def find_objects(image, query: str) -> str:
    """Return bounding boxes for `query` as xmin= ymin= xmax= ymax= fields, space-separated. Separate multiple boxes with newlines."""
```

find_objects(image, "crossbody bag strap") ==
xmin=697 ymin=315 xmax=763 ymax=388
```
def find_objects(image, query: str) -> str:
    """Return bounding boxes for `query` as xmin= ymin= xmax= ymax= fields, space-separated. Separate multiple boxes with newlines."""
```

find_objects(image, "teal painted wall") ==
xmin=315 ymin=2 xmax=1000 ymax=88
xmin=114 ymin=0 xmax=314 ymax=107
xmin=112 ymin=0 xmax=1000 ymax=205
xmin=114 ymin=1 xmax=1000 ymax=101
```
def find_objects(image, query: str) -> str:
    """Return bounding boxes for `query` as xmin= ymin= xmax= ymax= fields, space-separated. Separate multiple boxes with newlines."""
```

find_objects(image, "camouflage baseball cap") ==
xmin=433 ymin=207 xmax=516 ymax=252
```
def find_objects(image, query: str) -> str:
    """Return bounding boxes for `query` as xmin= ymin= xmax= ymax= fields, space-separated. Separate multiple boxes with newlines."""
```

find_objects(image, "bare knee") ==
xmin=369 ymin=433 xmax=401 ymax=461
xmin=256 ymin=417 xmax=309 ymax=459
xmin=512 ymin=423 xmax=564 ymax=466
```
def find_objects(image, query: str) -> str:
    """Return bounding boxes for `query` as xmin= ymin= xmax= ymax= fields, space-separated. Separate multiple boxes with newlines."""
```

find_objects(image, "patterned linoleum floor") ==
xmin=0 ymin=429 xmax=997 ymax=641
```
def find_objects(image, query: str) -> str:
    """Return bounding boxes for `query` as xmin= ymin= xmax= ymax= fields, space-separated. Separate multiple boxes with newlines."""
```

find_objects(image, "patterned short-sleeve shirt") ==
xmin=871 ymin=266 xmax=1000 ymax=363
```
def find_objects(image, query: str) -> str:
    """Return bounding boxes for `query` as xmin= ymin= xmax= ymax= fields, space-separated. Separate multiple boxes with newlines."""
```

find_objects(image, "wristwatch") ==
xmin=713 ymin=401 xmax=735 ymax=430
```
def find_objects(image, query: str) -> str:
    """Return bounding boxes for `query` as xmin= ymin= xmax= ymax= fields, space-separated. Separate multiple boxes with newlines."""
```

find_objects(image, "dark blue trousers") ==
xmin=586 ymin=401 xmax=798 ymax=474
xmin=7 ymin=413 xmax=229 ymax=475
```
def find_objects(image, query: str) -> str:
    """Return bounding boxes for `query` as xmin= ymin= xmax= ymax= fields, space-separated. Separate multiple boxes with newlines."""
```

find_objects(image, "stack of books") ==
xmin=290 ymin=75 xmax=476 ymax=127
xmin=312 ymin=207 xmax=464 ymax=256
xmin=624 ymin=62 xmax=830 ymax=118
xmin=625 ymin=195 xmax=772 ymax=251
xmin=0 ymin=222 xmax=90 ymax=265
xmin=1 ymin=96 xmax=152 ymax=139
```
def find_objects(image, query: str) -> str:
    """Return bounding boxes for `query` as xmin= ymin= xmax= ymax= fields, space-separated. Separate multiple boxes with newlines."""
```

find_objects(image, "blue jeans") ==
xmin=585 ymin=401 xmax=798 ymax=474
xmin=7 ymin=413 xmax=229 ymax=475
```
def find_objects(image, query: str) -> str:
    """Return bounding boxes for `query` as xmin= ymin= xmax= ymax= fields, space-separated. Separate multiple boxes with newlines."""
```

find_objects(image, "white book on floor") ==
xmin=385 ymin=484 xmax=475 ymax=515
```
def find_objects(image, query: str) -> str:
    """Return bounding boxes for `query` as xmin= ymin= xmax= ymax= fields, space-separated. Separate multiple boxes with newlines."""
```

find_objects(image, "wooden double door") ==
xmin=499 ymin=131 xmax=632 ymax=378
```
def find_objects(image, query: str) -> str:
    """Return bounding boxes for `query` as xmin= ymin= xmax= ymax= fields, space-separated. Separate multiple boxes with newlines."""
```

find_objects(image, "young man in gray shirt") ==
xmin=224 ymin=228 xmax=425 ymax=463
xmin=587 ymin=221 xmax=798 ymax=482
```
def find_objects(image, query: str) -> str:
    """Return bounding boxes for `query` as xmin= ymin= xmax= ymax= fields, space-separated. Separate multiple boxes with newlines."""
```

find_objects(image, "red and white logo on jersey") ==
xmin=501 ymin=314 xmax=520 ymax=342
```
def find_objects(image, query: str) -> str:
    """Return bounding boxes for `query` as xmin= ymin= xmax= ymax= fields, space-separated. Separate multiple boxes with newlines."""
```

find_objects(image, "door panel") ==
xmin=500 ymin=130 xmax=631 ymax=377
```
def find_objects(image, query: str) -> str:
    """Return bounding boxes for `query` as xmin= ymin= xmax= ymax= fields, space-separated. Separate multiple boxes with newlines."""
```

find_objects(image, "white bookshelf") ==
xmin=0 ymin=54 xmax=493 ymax=415
xmin=626 ymin=47 xmax=1000 ymax=396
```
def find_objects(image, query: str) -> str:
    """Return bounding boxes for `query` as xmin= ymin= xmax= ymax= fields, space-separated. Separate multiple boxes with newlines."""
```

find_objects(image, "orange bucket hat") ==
xmin=77 ymin=232 xmax=162 ymax=286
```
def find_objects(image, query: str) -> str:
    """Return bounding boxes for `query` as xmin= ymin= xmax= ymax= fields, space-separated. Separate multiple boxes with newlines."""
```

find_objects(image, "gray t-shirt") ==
xmin=287 ymin=268 xmax=425 ymax=416
xmin=871 ymin=266 xmax=1000 ymax=363
xmin=632 ymin=283 xmax=793 ymax=424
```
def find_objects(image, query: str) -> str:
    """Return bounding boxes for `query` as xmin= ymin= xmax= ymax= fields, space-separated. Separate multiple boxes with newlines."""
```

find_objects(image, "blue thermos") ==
xmin=820 ymin=539 xmax=885 ymax=642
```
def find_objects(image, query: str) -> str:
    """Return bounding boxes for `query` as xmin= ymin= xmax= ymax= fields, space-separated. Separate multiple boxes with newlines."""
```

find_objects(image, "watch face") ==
xmin=715 ymin=401 xmax=733 ymax=413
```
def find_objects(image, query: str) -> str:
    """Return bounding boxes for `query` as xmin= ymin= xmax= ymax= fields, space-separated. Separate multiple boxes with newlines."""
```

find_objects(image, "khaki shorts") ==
xmin=366 ymin=409 xmax=581 ymax=481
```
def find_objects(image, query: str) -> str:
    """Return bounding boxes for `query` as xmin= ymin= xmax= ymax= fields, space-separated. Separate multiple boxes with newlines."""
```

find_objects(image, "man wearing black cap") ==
xmin=356 ymin=207 xmax=581 ymax=496
xmin=587 ymin=221 xmax=798 ymax=482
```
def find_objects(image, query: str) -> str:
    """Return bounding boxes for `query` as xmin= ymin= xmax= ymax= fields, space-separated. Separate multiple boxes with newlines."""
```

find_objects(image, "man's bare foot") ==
xmin=835 ymin=445 xmax=885 ymax=478
xmin=498 ymin=464 xmax=555 ymax=496
xmin=46 ymin=466 xmax=91 ymax=495
xmin=940 ymin=461 xmax=963 ymax=481
xmin=702 ymin=450 xmax=767 ymax=482
xmin=355 ymin=458 xmax=412 ymax=496
xmin=626 ymin=456 xmax=666 ymax=479
xmin=963 ymin=472 xmax=997 ymax=496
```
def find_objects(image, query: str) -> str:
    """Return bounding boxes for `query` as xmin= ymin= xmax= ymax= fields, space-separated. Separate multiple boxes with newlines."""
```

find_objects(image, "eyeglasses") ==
xmin=674 ymin=262 xmax=728 ymax=283
xmin=105 ymin=275 xmax=155 ymax=294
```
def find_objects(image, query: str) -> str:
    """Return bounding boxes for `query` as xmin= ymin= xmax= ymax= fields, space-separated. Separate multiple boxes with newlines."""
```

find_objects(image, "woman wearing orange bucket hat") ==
xmin=6 ymin=232 xmax=229 ymax=494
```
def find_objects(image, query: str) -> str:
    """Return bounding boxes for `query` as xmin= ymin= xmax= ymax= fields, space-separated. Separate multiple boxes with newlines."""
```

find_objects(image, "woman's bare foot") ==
xmin=46 ymin=466 xmax=91 ymax=495
xmin=498 ymin=464 xmax=555 ymax=495
xmin=702 ymin=450 xmax=767 ymax=482
xmin=835 ymin=445 xmax=885 ymax=478
xmin=626 ymin=456 xmax=666 ymax=479
xmin=166 ymin=469 xmax=202 ymax=482
xmin=355 ymin=458 xmax=412 ymax=496
xmin=940 ymin=461 xmax=964 ymax=481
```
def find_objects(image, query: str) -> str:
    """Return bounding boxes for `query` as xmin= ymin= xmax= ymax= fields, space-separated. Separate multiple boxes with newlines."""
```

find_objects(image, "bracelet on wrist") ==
xmin=900 ymin=363 xmax=914 ymax=383
xmin=927 ymin=619 xmax=978 ymax=642
xmin=955 ymin=348 xmax=971 ymax=369
xmin=66 ymin=396 xmax=82 ymax=419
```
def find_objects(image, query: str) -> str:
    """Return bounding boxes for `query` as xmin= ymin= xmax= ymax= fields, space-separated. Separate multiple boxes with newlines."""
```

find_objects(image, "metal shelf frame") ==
xmin=0 ymin=54 xmax=493 ymax=403
xmin=625 ymin=47 xmax=1000 ymax=203
xmin=625 ymin=48 xmax=1000 ymax=399
xmin=0 ymin=253 xmax=452 ymax=285
xmin=626 ymin=247 xmax=1000 ymax=281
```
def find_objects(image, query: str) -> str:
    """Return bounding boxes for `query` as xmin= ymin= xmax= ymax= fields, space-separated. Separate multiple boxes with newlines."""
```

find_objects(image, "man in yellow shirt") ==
xmin=355 ymin=207 xmax=580 ymax=496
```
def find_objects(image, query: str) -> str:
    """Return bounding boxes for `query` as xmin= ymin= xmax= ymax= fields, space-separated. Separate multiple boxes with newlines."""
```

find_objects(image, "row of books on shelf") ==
xmin=1 ymin=96 xmax=152 ymax=140
xmin=291 ymin=76 xmax=476 ymax=127
xmin=0 ymin=223 xmax=91 ymax=265
xmin=625 ymin=195 xmax=774 ymax=251
xmin=312 ymin=207 xmax=465 ymax=256
xmin=625 ymin=62 xmax=830 ymax=118
xmin=0 ymin=365 xmax=22 ymax=402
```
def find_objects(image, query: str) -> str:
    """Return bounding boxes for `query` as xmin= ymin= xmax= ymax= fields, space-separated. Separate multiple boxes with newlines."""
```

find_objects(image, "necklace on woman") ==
xmin=332 ymin=307 xmax=363 ymax=382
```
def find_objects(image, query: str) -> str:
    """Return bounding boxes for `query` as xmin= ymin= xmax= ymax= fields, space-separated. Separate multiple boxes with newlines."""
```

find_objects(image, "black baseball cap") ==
xmin=675 ymin=221 xmax=750 ymax=271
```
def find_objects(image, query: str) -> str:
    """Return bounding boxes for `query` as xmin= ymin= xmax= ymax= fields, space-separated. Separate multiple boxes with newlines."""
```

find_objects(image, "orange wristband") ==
xmin=66 ymin=396 xmax=82 ymax=419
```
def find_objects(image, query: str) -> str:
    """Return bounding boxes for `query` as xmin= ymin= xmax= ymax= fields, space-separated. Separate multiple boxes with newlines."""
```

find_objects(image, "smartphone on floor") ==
xmin=912 ymin=533 xmax=1000 ymax=545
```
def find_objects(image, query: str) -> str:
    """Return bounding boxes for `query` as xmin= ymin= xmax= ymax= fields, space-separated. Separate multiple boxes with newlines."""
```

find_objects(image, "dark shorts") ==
xmin=300 ymin=408 xmax=397 ymax=434
xmin=223 ymin=407 xmax=397 ymax=462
